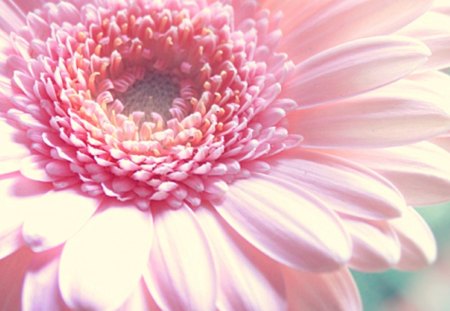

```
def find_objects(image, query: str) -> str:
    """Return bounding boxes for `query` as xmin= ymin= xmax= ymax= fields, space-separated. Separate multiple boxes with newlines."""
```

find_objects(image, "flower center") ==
xmin=117 ymin=73 xmax=180 ymax=120
xmin=5 ymin=0 xmax=296 ymax=209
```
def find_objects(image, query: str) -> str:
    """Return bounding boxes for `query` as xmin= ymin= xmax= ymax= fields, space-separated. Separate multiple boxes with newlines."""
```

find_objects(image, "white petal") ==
xmin=22 ymin=187 xmax=101 ymax=252
xmin=0 ymin=225 xmax=23 ymax=260
xmin=116 ymin=279 xmax=160 ymax=311
xmin=213 ymin=173 xmax=351 ymax=271
xmin=273 ymin=0 xmax=433 ymax=62
xmin=398 ymin=12 xmax=450 ymax=70
xmin=0 ymin=175 xmax=50 ymax=258
xmin=270 ymin=150 xmax=406 ymax=219
xmin=432 ymin=134 xmax=450 ymax=152
xmin=0 ymin=191 xmax=26 ymax=232
xmin=59 ymin=202 xmax=153 ymax=311
xmin=0 ymin=120 xmax=28 ymax=154
xmin=22 ymin=250 xmax=69 ymax=311
xmin=284 ymin=36 xmax=430 ymax=107
xmin=289 ymin=76 xmax=450 ymax=148
xmin=144 ymin=204 xmax=216 ymax=311
xmin=196 ymin=206 xmax=286 ymax=311
xmin=0 ymin=120 xmax=30 ymax=175
xmin=391 ymin=207 xmax=437 ymax=270
xmin=0 ymin=158 xmax=23 ymax=175
xmin=331 ymin=142 xmax=450 ymax=205
xmin=0 ymin=174 xmax=51 ymax=206
xmin=20 ymin=155 xmax=52 ymax=182
xmin=343 ymin=217 xmax=400 ymax=272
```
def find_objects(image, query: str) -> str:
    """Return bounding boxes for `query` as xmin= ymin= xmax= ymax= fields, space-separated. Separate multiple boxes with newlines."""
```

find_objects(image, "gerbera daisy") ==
xmin=1 ymin=0 xmax=450 ymax=310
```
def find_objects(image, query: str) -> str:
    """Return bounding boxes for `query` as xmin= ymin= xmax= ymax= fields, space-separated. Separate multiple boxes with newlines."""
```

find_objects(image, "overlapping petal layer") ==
xmin=0 ymin=0 xmax=449 ymax=310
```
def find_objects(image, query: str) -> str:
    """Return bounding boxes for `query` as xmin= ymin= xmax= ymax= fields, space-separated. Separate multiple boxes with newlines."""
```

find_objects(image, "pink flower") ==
xmin=1 ymin=0 xmax=450 ymax=310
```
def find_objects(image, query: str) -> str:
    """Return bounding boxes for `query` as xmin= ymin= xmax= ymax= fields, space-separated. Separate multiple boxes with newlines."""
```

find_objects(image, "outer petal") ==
xmin=59 ymin=201 xmax=153 ymax=311
xmin=22 ymin=187 xmax=101 ymax=252
xmin=432 ymin=133 xmax=450 ymax=152
xmin=0 ymin=1 xmax=26 ymax=33
xmin=0 ymin=224 xmax=23 ymax=260
xmin=270 ymin=150 xmax=406 ymax=220
xmin=22 ymin=249 xmax=69 ymax=311
xmin=20 ymin=155 xmax=53 ymax=182
xmin=398 ymin=12 xmax=450 ymax=70
xmin=269 ymin=0 xmax=433 ymax=62
xmin=144 ymin=204 xmax=216 ymax=311
xmin=0 ymin=178 xmax=26 ymax=259
xmin=0 ymin=174 xmax=51 ymax=258
xmin=390 ymin=207 xmax=437 ymax=270
xmin=289 ymin=76 xmax=450 ymax=148
xmin=433 ymin=0 xmax=450 ymax=14
xmin=196 ymin=206 xmax=286 ymax=311
xmin=283 ymin=36 xmax=430 ymax=107
xmin=283 ymin=267 xmax=362 ymax=311
xmin=0 ymin=120 xmax=30 ymax=175
xmin=213 ymin=173 xmax=351 ymax=271
xmin=0 ymin=121 xmax=29 ymax=153
xmin=0 ymin=158 xmax=23 ymax=176
xmin=117 ymin=279 xmax=160 ymax=311
xmin=342 ymin=216 xmax=400 ymax=272
xmin=0 ymin=248 xmax=33 ymax=311
xmin=330 ymin=142 xmax=450 ymax=206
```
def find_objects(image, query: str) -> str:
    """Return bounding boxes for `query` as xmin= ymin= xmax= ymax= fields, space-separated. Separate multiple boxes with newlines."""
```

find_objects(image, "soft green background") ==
xmin=353 ymin=203 xmax=450 ymax=311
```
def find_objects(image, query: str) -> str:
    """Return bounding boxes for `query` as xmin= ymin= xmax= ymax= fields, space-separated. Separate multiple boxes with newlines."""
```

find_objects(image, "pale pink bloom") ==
xmin=1 ymin=0 xmax=450 ymax=310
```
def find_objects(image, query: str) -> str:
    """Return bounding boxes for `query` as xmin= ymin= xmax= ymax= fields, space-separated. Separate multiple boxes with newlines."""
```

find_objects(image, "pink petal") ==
xmin=22 ymin=187 xmax=101 ymax=252
xmin=0 ymin=224 xmax=23 ymax=260
xmin=0 ymin=120 xmax=30 ymax=175
xmin=408 ymin=70 xmax=450 ymax=111
xmin=283 ymin=36 xmax=430 ymax=107
xmin=0 ymin=174 xmax=50 ymax=258
xmin=283 ymin=267 xmax=362 ymax=311
xmin=22 ymin=249 xmax=70 ymax=311
xmin=0 ymin=173 xmax=51 ymax=202
xmin=0 ymin=203 xmax=24 ymax=259
xmin=0 ymin=76 xmax=14 ymax=111
xmin=5 ymin=0 xmax=47 ymax=15
xmin=0 ymin=1 xmax=25 ymax=33
xmin=271 ymin=150 xmax=406 ymax=220
xmin=342 ymin=216 xmax=400 ymax=272
xmin=0 ymin=178 xmax=27 ymax=258
xmin=390 ymin=207 xmax=437 ymax=270
xmin=0 ymin=173 xmax=51 ymax=196
xmin=45 ymin=1 xmax=80 ymax=25
xmin=270 ymin=0 xmax=432 ymax=62
xmin=0 ymin=248 xmax=34 ymax=311
xmin=213 ymin=174 xmax=351 ymax=271
xmin=398 ymin=12 xmax=450 ymax=70
xmin=330 ymin=142 xmax=450 ymax=206
xmin=20 ymin=155 xmax=53 ymax=182
xmin=59 ymin=201 xmax=153 ymax=311
xmin=432 ymin=133 xmax=450 ymax=152
xmin=196 ymin=206 xmax=286 ymax=311
xmin=289 ymin=75 xmax=450 ymax=148
xmin=433 ymin=0 xmax=450 ymax=14
xmin=144 ymin=204 xmax=216 ymax=311
xmin=0 ymin=121 xmax=29 ymax=154
xmin=116 ymin=279 xmax=160 ymax=311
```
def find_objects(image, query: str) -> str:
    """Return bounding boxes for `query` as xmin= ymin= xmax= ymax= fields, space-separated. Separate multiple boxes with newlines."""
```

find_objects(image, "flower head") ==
xmin=1 ymin=0 xmax=450 ymax=310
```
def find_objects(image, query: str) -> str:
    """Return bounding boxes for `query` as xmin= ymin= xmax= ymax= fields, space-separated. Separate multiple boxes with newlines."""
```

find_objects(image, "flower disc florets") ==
xmin=7 ymin=0 xmax=297 ymax=209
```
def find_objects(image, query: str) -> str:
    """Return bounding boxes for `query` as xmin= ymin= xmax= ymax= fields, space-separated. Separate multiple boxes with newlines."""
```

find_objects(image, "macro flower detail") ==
xmin=1 ymin=0 xmax=450 ymax=310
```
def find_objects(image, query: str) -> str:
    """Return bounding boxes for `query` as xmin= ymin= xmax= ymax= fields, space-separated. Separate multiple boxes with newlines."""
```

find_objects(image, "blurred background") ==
xmin=353 ymin=203 xmax=450 ymax=311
